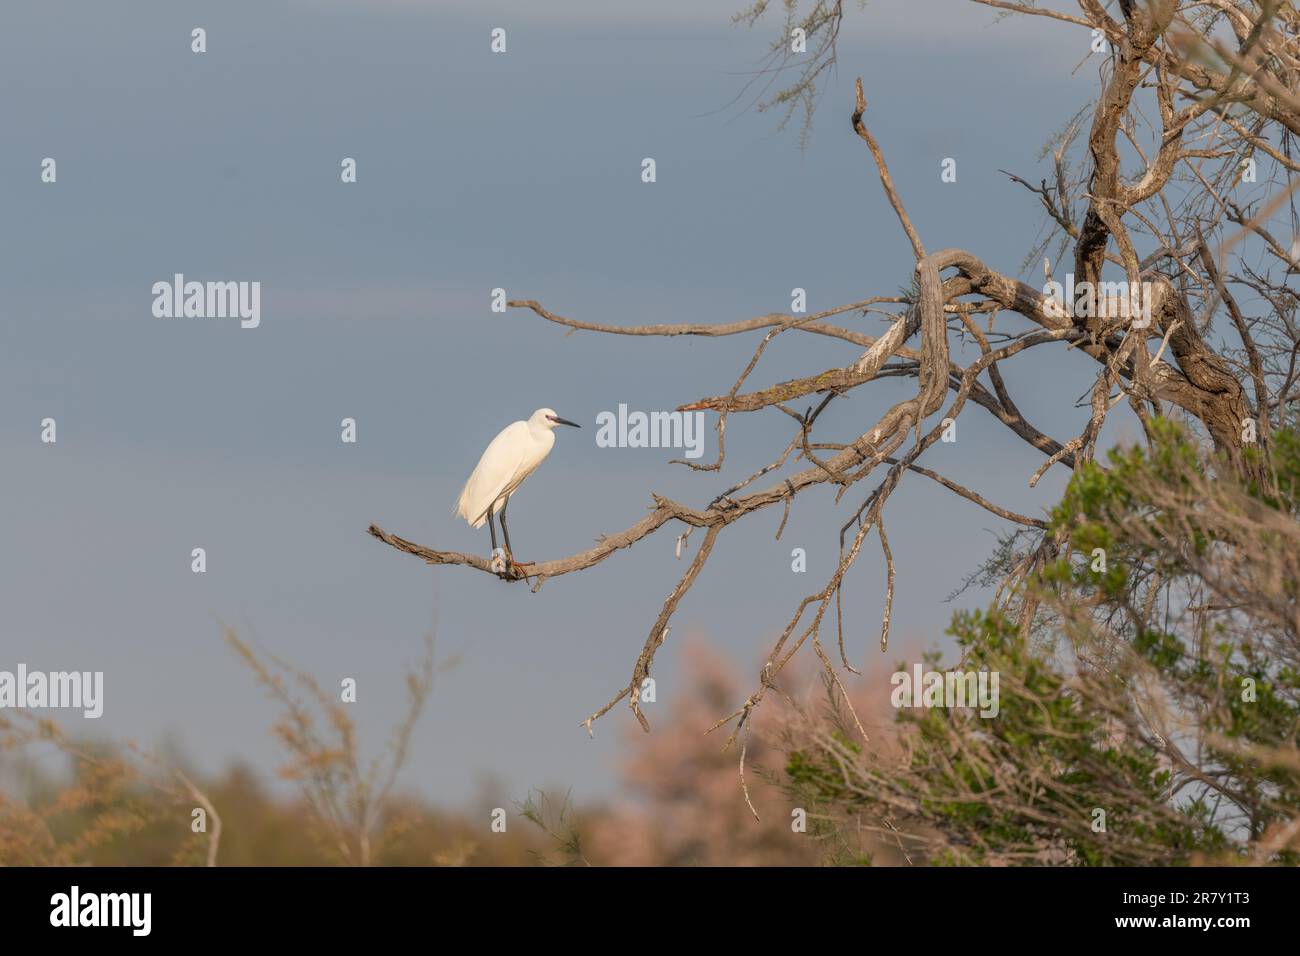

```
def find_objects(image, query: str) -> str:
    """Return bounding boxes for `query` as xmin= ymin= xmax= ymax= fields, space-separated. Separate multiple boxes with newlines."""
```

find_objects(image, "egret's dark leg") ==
xmin=499 ymin=498 xmax=515 ymax=561
xmin=486 ymin=510 xmax=499 ymax=555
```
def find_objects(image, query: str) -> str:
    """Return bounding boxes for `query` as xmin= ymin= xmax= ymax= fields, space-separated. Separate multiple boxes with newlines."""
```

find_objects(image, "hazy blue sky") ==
xmin=1 ymin=0 xmax=1130 ymax=806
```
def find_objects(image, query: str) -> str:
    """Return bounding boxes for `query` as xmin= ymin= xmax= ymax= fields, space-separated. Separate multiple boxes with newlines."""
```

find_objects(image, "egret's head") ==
xmin=532 ymin=408 xmax=581 ymax=430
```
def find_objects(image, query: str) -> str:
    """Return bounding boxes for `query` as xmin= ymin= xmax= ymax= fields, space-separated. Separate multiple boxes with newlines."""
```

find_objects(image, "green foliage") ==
xmin=782 ymin=421 xmax=1300 ymax=865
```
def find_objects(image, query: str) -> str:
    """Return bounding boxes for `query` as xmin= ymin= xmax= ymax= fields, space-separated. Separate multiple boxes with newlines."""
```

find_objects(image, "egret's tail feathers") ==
xmin=454 ymin=480 xmax=489 ymax=528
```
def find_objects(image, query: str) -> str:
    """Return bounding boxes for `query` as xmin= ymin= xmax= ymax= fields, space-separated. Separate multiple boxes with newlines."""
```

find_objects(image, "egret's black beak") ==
xmin=551 ymin=416 xmax=581 ymax=428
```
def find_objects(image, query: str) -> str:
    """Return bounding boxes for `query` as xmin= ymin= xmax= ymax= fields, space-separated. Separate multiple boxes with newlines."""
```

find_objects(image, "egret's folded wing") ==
xmin=456 ymin=422 xmax=530 ymax=527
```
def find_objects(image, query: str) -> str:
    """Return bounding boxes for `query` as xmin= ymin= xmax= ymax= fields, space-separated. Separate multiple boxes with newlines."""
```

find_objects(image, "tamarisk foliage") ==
xmin=782 ymin=422 xmax=1300 ymax=865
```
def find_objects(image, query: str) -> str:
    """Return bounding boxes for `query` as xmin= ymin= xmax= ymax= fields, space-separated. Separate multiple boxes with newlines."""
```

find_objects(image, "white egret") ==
xmin=455 ymin=408 xmax=581 ymax=569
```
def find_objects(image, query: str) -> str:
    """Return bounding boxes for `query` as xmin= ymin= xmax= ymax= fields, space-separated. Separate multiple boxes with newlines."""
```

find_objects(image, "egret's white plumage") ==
xmin=455 ymin=408 xmax=579 ymax=532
